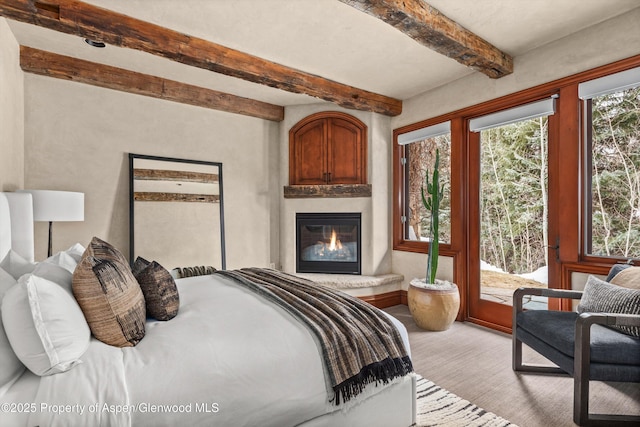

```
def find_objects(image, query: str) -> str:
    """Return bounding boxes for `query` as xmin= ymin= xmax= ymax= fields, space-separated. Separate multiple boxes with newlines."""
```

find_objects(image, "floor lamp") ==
xmin=18 ymin=190 xmax=84 ymax=257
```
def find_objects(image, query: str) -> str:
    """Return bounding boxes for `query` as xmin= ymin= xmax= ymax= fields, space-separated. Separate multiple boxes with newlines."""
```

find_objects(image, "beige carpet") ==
xmin=384 ymin=305 xmax=640 ymax=427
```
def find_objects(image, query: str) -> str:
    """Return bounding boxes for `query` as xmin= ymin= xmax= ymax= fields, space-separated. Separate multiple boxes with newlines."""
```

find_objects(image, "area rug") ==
xmin=416 ymin=375 xmax=518 ymax=427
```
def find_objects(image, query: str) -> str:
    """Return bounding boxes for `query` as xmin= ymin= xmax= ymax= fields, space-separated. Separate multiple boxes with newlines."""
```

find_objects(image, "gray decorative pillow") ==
xmin=72 ymin=237 xmax=146 ymax=347
xmin=577 ymin=275 xmax=640 ymax=337
xmin=133 ymin=257 xmax=179 ymax=321
xmin=131 ymin=256 xmax=150 ymax=277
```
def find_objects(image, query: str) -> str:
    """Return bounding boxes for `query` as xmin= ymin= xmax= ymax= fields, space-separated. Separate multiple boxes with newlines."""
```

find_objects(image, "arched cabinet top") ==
xmin=289 ymin=112 xmax=368 ymax=189
xmin=289 ymin=111 xmax=367 ymax=135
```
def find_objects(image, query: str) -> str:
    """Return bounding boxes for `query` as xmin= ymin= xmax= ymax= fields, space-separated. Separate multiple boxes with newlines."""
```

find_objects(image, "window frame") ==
xmin=393 ymin=116 xmax=463 ymax=257
xmin=392 ymin=54 xmax=640 ymax=296
xmin=579 ymin=85 xmax=640 ymax=264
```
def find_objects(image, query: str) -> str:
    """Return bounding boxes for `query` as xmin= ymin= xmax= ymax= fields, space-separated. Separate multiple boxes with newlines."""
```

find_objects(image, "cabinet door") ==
xmin=327 ymin=117 xmax=365 ymax=184
xmin=289 ymin=112 xmax=367 ymax=186
xmin=290 ymin=119 xmax=327 ymax=185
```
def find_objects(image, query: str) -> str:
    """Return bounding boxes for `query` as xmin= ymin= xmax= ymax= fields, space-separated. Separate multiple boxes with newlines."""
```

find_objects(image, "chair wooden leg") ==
xmin=574 ymin=313 xmax=591 ymax=425
xmin=573 ymin=367 xmax=590 ymax=425
xmin=512 ymin=330 xmax=566 ymax=375
xmin=512 ymin=290 xmax=524 ymax=372
xmin=512 ymin=332 xmax=523 ymax=371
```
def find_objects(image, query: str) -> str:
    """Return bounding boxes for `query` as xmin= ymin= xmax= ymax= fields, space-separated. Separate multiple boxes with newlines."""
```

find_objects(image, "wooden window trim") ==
xmin=579 ymin=94 xmax=639 ymax=265
xmin=393 ymin=115 xmax=462 ymax=257
xmin=392 ymin=53 xmax=640 ymax=295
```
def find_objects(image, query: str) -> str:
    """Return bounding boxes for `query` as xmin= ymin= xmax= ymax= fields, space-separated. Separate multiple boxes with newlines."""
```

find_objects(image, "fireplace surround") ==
xmin=296 ymin=212 xmax=361 ymax=274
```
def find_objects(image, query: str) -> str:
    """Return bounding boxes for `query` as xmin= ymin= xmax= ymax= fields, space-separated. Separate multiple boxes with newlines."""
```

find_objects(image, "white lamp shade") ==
xmin=17 ymin=190 xmax=84 ymax=222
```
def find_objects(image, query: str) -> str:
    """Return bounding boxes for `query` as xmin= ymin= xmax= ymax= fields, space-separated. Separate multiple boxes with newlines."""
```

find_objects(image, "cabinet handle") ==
xmin=327 ymin=172 xmax=332 ymax=183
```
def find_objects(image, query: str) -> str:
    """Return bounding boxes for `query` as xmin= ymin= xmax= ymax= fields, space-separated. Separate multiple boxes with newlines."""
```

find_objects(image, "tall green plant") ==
xmin=422 ymin=149 xmax=444 ymax=284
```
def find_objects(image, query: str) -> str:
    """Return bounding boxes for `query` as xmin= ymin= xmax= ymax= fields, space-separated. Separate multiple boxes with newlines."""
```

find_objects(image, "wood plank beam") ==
xmin=339 ymin=0 xmax=513 ymax=79
xmin=20 ymin=46 xmax=285 ymax=122
xmin=134 ymin=192 xmax=219 ymax=203
xmin=1 ymin=0 xmax=402 ymax=116
xmin=133 ymin=169 xmax=219 ymax=184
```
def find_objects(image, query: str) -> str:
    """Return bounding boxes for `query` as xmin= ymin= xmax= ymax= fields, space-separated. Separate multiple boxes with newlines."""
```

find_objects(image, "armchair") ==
xmin=512 ymin=272 xmax=640 ymax=426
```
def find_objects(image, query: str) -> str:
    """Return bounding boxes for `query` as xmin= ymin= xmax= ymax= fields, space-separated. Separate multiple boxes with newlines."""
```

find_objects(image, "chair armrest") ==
xmin=577 ymin=312 xmax=640 ymax=328
xmin=575 ymin=312 xmax=640 ymax=378
xmin=513 ymin=287 xmax=584 ymax=314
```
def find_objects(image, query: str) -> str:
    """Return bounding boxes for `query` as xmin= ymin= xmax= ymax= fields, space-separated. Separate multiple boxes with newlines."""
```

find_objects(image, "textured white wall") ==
xmin=0 ymin=18 xmax=24 ymax=192
xmin=23 ymin=74 xmax=280 ymax=265
xmin=391 ymin=9 xmax=640 ymax=286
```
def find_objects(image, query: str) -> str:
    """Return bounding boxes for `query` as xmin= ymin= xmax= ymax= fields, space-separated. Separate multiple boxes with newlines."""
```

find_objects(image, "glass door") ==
xmin=468 ymin=98 xmax=558 ymax=329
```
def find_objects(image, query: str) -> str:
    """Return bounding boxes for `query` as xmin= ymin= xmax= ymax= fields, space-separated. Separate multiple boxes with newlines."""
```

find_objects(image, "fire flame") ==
xmin=328 ymin=229 xmax=342 ymax=251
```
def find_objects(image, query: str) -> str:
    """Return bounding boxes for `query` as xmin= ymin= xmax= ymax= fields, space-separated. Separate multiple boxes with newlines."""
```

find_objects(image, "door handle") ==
xmin=547 ymin=237 xmax=560 ymax=262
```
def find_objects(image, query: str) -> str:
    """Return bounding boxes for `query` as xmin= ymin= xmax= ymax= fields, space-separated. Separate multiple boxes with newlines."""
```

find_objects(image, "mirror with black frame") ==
xmin=129 ymin=153 xmax=226 ymax=273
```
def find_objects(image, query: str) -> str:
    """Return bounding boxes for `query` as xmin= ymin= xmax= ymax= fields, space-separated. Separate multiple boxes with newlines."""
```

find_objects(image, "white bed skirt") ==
xmin=298 ymin=374 xmax=416 ymax=427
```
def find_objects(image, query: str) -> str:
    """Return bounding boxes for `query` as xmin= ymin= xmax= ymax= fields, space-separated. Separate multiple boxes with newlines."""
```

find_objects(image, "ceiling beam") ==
xmin=20 ymin=46 xmax=285 ymax=122
xmin=0 ymin=0 xmax=402 ymax=116
xmin=339 ymin=0 xmax=513 ymax=79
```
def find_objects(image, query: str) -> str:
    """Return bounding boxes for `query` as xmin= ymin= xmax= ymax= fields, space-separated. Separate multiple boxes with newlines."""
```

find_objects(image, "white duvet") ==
xmin=13 ymin=273 xmax=410 ymax=427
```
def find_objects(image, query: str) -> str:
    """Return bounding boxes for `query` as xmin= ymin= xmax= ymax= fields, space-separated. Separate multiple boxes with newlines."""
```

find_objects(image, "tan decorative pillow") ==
xmin=610 ymin=266 xmax=640 ymax=290
xmin=72 ymin=237 xmax=146 ymax=347
xmin=132 ymin=257 xmax=180 ymax=321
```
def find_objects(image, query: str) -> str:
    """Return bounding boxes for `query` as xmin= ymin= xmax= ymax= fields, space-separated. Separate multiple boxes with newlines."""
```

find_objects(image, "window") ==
xmin=470 ymin=97 xmax=556 ymax=279
xmin=398 ymin=122 xmax=451 ymax=244
xmin=392 ymin=56 xmax=640 ymax=330
xmin=580 ymin=67 xmax=640 ymax=260
xmin=478 ymin=117 xmax=550 ymax=277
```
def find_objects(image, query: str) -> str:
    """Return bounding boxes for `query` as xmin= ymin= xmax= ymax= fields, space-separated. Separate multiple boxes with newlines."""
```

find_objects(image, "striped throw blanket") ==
xmin=216 ymin=268 xmax=413 ymax=405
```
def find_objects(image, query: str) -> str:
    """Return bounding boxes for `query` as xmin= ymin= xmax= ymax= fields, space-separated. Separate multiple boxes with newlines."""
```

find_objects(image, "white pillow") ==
xmin=0 ymin=267 xmax=25 ymax=396
xmin=30 ymin=243 xmax=85 ymax=295
xmin=64 ymin=243 xmax=85 ymax=263
xmin=32 ymin=262 xmax=74 ymax=294
xmin=2 ymin=274 xmax=90 ymax=376
xmin=36 ymin=250 xmax=80 ymax=293
xmin=44 ymin=250 xmax=79 ymax=274
xmin=0 ymin=249 xmax=36 ymax=280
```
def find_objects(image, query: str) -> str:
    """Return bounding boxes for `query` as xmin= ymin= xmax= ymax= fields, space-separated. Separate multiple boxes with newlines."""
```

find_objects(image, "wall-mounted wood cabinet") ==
xmin=289 ymin=112 xmax=367 ymax=185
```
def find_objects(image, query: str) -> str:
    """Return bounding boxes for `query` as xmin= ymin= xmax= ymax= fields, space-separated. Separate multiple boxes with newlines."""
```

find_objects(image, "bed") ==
xmin=0 ymin=192 xmax=416 ymax=427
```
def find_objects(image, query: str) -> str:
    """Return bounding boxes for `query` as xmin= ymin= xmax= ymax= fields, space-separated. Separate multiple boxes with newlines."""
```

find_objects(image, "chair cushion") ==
xmin=578 ymin=275 xmax=640 ymax=337
xmin=516 ymin=310 xmax=640 ymax=366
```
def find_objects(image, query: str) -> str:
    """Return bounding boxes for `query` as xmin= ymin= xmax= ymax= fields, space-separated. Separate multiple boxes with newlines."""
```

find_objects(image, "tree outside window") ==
xmin=586 ymin=85 xmax=640 ymax=260
xmin=405 ymin=134 xmax=451 ymax=244
xmin=480 ymin=117 xmax=549 ymax=276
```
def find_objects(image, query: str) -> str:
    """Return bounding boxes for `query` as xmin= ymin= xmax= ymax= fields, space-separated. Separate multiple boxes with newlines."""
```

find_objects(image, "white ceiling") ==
xmin=7 ymin=0 xmax=640 ymax=108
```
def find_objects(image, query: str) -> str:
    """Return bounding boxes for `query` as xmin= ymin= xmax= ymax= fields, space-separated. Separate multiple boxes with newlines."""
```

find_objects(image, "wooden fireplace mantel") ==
xmin=283 ymin=184 xmax=372 ymax=199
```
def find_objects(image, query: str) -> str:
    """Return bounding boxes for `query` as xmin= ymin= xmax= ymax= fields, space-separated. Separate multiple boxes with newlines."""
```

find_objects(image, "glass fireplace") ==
xmin=296 ymin=213 xmax=361 ymax=274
